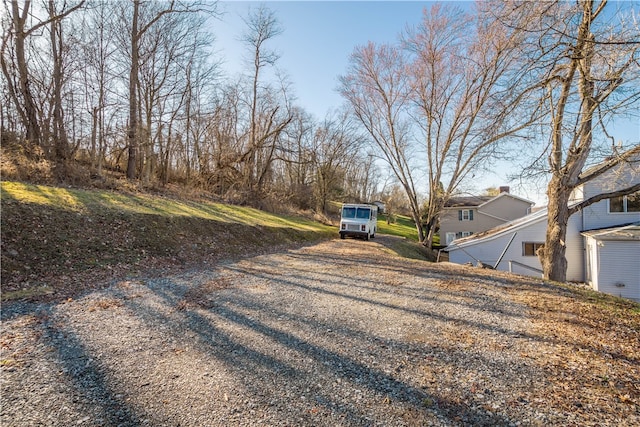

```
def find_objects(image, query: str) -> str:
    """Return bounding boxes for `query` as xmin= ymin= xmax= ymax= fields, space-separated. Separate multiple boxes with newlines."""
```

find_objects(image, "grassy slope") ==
xmin=1 ymin=181 xmax=335 ymax=300
xmin=377 ymin=214 xmax=421 ymax=241
xmin=376 ymin=214 xmax=441 ymax=260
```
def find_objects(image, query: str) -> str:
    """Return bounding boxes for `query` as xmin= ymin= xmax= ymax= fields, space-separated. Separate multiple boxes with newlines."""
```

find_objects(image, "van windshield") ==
xmin=342 ymin=207 xmax=370 ymax=219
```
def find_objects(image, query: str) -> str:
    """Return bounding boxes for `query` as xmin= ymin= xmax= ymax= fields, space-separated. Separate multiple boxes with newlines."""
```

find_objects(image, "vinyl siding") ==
xmin=448 ymin=232 xmax=514 ymax=267
xmin=580 ymin=159 xmax=640 ymax=229
xmin=585 ymin=239 xmax=598 ymax=286
xmin=447 ymin=154 xmax=639 ymax=297
xmin=448 ymin=211 xmax=585 ymax=281
xmin=588 ymin=239 xmax=640 ymax=302
xmin=440 ymin=195 xmax=533 ymax=246
xmin=439 ymin=208 xmax=487 ymax=243
xmin=481 ymin=197 xmax=532 ymax=221
xmin=564 ymin=213 xmax=585 ymax=282
xmin=582 ymin=198 xmax=640 ymax=230
xmin=448 ymin=220 xmax=547 ymax=275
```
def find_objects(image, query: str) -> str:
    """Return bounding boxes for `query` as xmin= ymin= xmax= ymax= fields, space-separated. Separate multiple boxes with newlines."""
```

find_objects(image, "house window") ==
xmin=523 ymin=242 xmax=544 ymax=256
xmin=446 ymin=231 xmax=472 ymax=245
xmin=458 ymin=209 xmax=474 ymax=221
xmin=609 ymin=192 xmax=640 ymax=213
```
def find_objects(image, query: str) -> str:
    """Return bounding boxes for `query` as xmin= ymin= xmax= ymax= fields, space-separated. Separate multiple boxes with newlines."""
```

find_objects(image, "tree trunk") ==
xmin=90 ymin=106 xmax=98 ymax=170
xmin=540 ymin=175 xmax=571 ymax=282
xmin=126 ymin=0 xmax=140 ymax=180
xmin=49 ymin=0 xmax=69 ymax=177
xmin=12 ymin=0 xmax=42 ymax=147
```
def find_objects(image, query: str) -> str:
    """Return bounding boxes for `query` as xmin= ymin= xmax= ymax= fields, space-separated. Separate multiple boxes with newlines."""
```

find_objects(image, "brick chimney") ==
xmin=499 ymin=186 xmax=510 ymax=194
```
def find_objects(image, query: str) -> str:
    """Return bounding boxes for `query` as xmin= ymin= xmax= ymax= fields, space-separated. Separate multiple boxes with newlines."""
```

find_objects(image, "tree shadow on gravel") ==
xmin=116 ymin=269 xmax=518 ymax=426
xmin=39 ymin=309 xmax=145 ymax=426
xmin=230 ymin=263 xmax=533 ymax=342
xmin=119 ymin=283 xmax=378 ymax=425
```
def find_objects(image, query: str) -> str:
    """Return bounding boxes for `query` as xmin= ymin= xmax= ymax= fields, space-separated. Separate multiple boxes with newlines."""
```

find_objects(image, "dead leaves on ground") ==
xmin=178 ymin=277 xmax=233 ymax=310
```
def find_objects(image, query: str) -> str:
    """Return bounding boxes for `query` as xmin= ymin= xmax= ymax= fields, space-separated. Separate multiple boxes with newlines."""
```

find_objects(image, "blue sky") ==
xmin=214 ymin=1 xmax=439 ymax=118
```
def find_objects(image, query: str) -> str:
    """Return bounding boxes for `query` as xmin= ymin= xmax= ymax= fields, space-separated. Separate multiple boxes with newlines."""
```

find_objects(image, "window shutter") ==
xmin=458 ymin=210 xmax=462 ymax=221
xmin=469 ymin=210 xmax=474 ymax=221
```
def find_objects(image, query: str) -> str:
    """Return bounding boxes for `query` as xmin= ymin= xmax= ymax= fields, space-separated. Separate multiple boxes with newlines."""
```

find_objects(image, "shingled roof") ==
xmin=443 ymin=195 xmax=493 ymax=208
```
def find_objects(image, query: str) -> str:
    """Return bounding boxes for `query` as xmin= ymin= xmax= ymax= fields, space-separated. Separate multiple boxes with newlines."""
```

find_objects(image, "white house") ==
xmin=446 ymin=154 xmax=640 ymax=301
xmin=582 ymin=223 xmax=640 ymax=301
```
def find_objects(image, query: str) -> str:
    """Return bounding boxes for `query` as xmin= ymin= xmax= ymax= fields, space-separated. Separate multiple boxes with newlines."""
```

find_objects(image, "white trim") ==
xmin=445 ymin=232 xmax=456 ymax=245
xmin=475 ymin=210 xmax=510 ymax=222
xmin=581 ymin=222 xmax=640 ymax=239
xmin=608 ymin=194 xmax=640 ymax=214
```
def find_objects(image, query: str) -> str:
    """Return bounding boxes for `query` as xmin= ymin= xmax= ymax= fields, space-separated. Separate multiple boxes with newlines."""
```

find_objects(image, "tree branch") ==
xmin=576 ymin=146 xmax=640 ymax=186
xmin=569 ymin=182 xmax=640 ymax=216
xmin=23 ymin=0 xmax=86 ymax=38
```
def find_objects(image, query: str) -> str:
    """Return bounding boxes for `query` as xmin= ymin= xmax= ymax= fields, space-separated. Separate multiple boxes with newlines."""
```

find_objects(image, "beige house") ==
xmin=439 ymin=188 xmax=534 ymax=246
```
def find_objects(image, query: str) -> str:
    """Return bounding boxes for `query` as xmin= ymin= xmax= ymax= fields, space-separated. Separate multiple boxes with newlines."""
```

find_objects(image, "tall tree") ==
xmin=496 ymin=0 xmax=640 ymax=282
xmin=311 ymin=110 xmax=365 ymax=213
xmin=124 ymin=0 xmax=215 ymax=180
xmin=48 ymin=0 xmax=71 ymax=174
xmin=340 ymin=4 xmax=541 ymax=246
xmin=1 ymin=0 xmax=85 ymax=151
xmin=405 ymin=3 xmax=542 ymax=248
xmin=80 ymin=0 xmax=118 ymax=176
xmin=339 ymin=42 xmax=425 ymax=241
xmin=239 ymin=5 xmax=293 ymax=198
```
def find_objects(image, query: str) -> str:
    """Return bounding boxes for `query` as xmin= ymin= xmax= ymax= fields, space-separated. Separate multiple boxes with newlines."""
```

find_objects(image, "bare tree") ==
xmin=1 ymin=0 xmax=85 ymax=152
xmin=238 ymin=5 xmax=294 ymax=199
xmin=275 ymin=107 xmax=315 ymax=208
xmin=340 ymin=4 xmax=541 ymax=247
xmin=339 ymin=42 xmax=425 ymax=241
xmin=497 ymin=0 xmax=640 ymax=282
xmin=124 ymin=0 xmax=216 ymax=180
xmin=79 ymin=0 xmax=118 ymax=176
xmin=311 ymin=110 xmax=365 ymax=213
xmin=47 ymin=0 xmax=73 ymax=175
xmin=405 ymin=3 xmax=543 ymax=248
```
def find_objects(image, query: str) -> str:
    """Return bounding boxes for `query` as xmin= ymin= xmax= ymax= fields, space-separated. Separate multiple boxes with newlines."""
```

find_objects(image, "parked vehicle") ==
xmin=339 ymin=203 xmax=377 ymax=240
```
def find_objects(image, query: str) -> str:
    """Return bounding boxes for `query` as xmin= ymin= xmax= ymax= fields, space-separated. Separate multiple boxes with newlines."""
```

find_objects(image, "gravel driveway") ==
xmin=2 ymin=236 xmax=639 ymax=426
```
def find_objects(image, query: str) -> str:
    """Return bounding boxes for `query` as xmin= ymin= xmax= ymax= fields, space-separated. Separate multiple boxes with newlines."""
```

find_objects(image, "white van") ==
xmin=339 ymin=203 xmax=378 ymax=240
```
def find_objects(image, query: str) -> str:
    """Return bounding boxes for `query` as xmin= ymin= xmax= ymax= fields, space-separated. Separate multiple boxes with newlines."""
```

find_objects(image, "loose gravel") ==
xmin=2 ymin=237 xmax=639 ymax=426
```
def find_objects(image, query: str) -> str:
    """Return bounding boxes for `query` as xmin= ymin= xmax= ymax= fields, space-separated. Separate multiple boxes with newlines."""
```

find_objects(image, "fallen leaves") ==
xmin=179 ymin=277 xmax=234 ymax=309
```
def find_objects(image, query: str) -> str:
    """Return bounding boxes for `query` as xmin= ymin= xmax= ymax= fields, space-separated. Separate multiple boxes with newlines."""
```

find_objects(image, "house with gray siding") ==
xmin=438 ymin=187 xmax=534 ymax=246
xmin=446 ymin=154 xmax=640 ymax=301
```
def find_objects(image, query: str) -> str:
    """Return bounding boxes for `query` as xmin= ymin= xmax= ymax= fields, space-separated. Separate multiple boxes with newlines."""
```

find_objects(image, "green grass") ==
xmin=376 ymin=213 xmax=441 ymax=246
xmin=377 ymin=213 xmax=418 ymax=241
xmin=1 ymin=181 xmax=328 ymax=231
xmin=1 ymin=181 xmax=336 ymax=300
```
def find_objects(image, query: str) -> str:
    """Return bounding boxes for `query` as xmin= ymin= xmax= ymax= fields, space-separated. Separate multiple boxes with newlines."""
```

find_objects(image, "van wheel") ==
xmin=340 ymin=233 xmax=345 ymax=239
xmin=364 ymin=233 xmax=370 ymax=241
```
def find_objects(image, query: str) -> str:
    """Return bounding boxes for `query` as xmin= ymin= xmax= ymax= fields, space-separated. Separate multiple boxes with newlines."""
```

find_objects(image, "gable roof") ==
xmin=446 ymin=207 xmax=549 ymax=251
xmin=444 ymin=195 xmax=492 ymax=207
xmin=444 ymin=192 xmax=534 ymax=209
